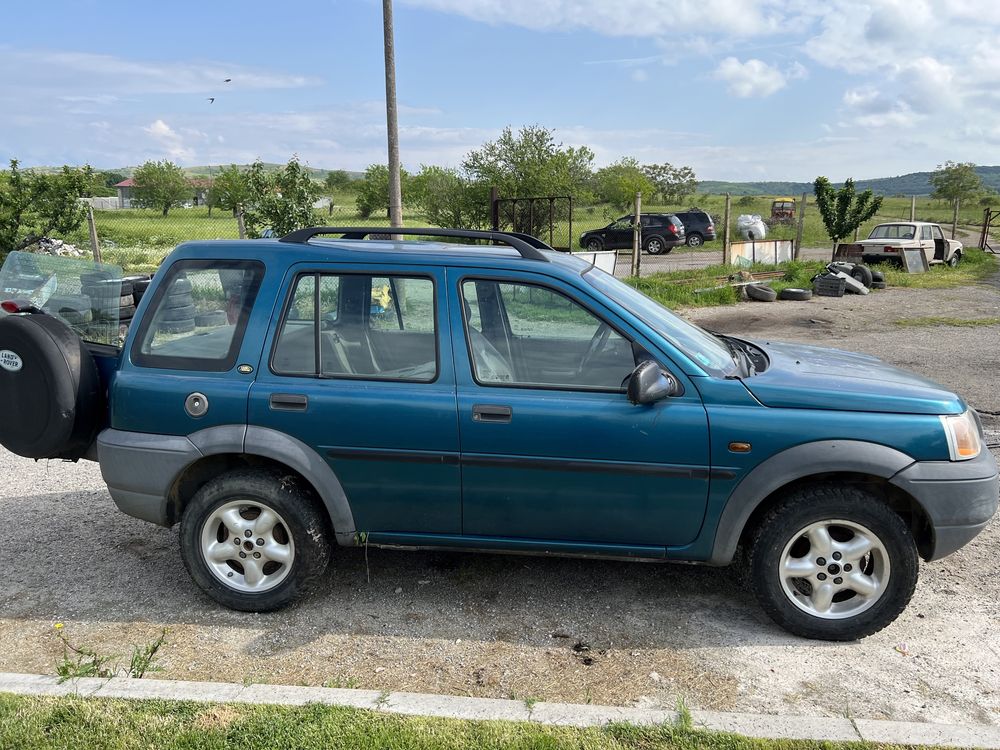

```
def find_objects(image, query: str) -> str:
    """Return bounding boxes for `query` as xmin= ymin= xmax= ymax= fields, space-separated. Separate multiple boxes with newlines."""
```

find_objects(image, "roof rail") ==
xmin=278 ymin=226 xmax=554 ymax=261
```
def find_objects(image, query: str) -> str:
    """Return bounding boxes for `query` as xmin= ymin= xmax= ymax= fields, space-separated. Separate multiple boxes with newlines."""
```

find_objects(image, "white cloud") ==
xmin=713 ymin=57 xmax=791 ymax=98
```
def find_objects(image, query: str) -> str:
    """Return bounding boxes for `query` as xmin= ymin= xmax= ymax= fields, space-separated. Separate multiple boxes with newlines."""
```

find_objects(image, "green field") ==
xmin=54 ymin=193 xmax=993 ymax=274
xmin=0 ymin=693 xmax=906 ymax=750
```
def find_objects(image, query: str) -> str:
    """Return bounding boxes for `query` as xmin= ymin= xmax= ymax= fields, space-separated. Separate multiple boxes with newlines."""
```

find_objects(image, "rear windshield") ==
xmin=868 ymin=224 xmax=916 ymax=240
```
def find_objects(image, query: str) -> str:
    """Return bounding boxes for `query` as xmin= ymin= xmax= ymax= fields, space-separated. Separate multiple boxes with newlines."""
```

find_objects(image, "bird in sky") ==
xmin=207 ymin=97 xmax=215 ymax=103
xmin=223 ymin=78 xmax=232 ymax=83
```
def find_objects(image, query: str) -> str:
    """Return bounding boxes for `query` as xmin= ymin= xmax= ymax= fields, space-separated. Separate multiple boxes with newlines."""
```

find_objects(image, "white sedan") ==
xmin=856 ymin=221 xmax=962 ymax=266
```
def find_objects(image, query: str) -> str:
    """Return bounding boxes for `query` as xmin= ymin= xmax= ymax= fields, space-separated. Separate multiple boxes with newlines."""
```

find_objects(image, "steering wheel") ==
xmin=579 ymin=323 xmax=612 ymax=374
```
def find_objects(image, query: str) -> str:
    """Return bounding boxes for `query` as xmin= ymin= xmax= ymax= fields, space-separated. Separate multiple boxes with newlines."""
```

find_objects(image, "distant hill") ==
xmin=700 ymin=166 xmax=1000 ymax=196
xmin=179 ymin=164 xmax=364 ymax=181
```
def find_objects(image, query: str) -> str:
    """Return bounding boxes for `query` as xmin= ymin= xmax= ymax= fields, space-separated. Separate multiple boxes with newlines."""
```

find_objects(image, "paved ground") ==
xmin=0 ymin=263 xmax=997 ymax=725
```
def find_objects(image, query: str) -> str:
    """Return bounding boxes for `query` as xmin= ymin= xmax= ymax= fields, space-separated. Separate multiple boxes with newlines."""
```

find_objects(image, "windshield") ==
xmin=583 ymin=268 xmax=735 ymax=375
xmin=868 ymin=224 xmax=916 ymax=240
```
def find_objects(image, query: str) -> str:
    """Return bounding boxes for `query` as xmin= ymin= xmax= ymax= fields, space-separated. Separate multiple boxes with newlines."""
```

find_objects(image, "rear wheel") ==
xmin=686 ymin=232 xmax=704 ymax=247
xmin=748 ymin=485 xmax=917 ymax=640
xmin=644 ymin=236 xmax=668 ymax=255
xmin=179 ymin=469 xmax=332 ymax=611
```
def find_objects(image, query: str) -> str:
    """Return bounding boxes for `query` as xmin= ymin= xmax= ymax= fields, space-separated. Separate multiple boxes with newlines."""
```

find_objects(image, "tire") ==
xmin=948 ymin=252 xmax=961 ymax=268
xmin=748 ymin=485 xmax=918 ymax=641
xmin=870 ymin=270 xmax=885 ymax=283
xmin=171 ymin=277 xmax=193 ymax=295
xmin=644 ymin=236 xmax=668 ymax=255
xmin=132 ymin=278 xmax=151 ymax=294
xmin=585 ymin=238 xmax=603 ymax=252
xmin=871 ymin=281 xmax=887 ymax=290
xmin=746 ymin=283 xmax=777 ymax=302
xmin=159 ymin=319 xmax=196 ymax=335
xmin=778 ymin=287 xmax=813 ymax=301
xmin=850 ymin=265 xmax=873 ymax=288
xmin=161 ymin=304 xmax=196 ymax=322
xmin=179 ymin=468 xmax=332 ymax=611
xmin=686 ymin=232 xmax=704 ymax=248
xmin=117 ymin=305 xmax=136 ymax=320
xmin=195 ymin=310 xmax=228 ymax=327
xmin=80 ymin=271 xmax=112 ymax=287
xmin=0 ymin=314 xmax=102 ymax=459
xmin=164 ymin=292 xmax=195 ymax=310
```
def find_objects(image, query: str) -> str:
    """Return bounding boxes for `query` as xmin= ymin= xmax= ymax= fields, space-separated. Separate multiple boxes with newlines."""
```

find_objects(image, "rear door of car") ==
xmin=248 ymin=262 xmax=462 ymax=536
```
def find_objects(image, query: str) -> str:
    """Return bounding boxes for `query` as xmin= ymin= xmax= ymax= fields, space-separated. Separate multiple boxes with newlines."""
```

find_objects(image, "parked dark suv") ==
xmin=673 ymin=210 xmax=716 ymax=247
xmin=580 ymin=214 xmax=685 ymax=255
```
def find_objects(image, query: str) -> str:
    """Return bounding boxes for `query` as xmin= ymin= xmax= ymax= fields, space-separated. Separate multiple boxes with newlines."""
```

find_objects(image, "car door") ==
xmin=248 ymin=264 xmax=461 ymax=535
xmin=114 ymin=259 xmax=267 ymax=436
xmin=451 ymin=270 xmax=711 ymax=550
xmin=920 ymin=225 xmax=937 ymax=262
xmin=930 ymin=224 xmax=947 ymax=261
xmin=606 ymin=216 xmax=633 ymax=249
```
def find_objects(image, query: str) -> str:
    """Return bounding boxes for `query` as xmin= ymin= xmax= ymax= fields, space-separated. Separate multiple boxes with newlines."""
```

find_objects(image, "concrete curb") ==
xmin=1 ymin=672 xmax=998 ymax=748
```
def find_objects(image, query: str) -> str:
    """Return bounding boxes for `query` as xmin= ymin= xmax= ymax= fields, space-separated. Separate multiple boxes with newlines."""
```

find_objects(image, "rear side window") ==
xmin=271 ymin=273 xmax=437 ymax=382
xmin=920 ymin=225 xmax=933 ymax=240
xmin=132 ymin=260 xmax=263 ymax=371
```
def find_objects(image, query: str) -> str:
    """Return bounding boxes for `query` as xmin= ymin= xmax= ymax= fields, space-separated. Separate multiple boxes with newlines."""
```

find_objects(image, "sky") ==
xmin=2 ymin=0 xmax=1000 ymax=182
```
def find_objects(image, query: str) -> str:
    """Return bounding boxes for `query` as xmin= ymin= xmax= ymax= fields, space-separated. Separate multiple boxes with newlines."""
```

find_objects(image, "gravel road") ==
xmin=0 ymin=266 xmax=997 ymax=725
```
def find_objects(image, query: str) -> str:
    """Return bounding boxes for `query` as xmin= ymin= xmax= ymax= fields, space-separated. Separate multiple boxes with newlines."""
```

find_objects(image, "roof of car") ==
xmin=873 ymin=221 xmax=937 ymax=226
xmin=168 ymin=237 xmax=595 ymax=275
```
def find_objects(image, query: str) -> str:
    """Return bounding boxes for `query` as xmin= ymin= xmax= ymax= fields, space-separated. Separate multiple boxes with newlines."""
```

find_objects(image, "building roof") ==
xmin=114 ymin=179 xmax=135 ymax=187
xmin=114 ymin=177 xmax=210 ymax=189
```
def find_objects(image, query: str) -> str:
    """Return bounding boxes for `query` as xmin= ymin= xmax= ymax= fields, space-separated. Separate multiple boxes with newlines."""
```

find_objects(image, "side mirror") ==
xmin=626 ymin=360 xmax=680 ymax=405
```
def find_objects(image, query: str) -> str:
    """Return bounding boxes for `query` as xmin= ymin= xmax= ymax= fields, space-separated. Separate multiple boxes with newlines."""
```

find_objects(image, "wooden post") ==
xmin=910 ymin=195 xmax=916 ymax=221
xmin=722 ymin=193 xmax=732 ymax=265
xmin=853 ymin=226 xmax=860 ymax=241
xmin=793 ymin=191 xmax=806 ymax=259
xmin=236 ymin=207 xmax=247 ymax=239
xmin=951 ymin=198 xmax=960 ymax=239
xmin=87 ymin=205 xmax=101 ymax=263
xmin=631 ymin=192 xmax=642 ymax=277
xmin=383 ymin=0 xmax=403 ymax=231
xmin=489 ymin=186 xmax=500 ymax=231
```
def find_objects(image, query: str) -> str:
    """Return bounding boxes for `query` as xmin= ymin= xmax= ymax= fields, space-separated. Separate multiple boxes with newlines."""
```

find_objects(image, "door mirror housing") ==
xmin=626 ymin=360 xmax=680 ymax=404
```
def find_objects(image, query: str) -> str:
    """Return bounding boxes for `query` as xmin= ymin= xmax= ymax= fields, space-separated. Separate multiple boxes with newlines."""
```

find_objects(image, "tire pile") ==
xmin=80 ymin=272 xmax=152 ymax=328
xmin=745 ymin=262 xmax=885 ymax=303
xmin=158 ymin=275 xmax=197 ymax=334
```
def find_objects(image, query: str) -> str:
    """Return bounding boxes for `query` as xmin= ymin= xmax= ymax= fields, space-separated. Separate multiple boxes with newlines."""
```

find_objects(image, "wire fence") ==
xmin=28 ymin=193 xmax=992 ymax=278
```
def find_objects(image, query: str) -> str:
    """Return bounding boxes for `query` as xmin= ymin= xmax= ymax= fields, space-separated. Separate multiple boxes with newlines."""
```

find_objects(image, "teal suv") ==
xmin=0 ymin=228 xmax=995 ymax=640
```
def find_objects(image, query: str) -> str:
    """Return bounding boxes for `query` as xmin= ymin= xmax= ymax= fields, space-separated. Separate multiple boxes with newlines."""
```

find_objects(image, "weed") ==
xmin=126 ymin=630 xmax=166 ymax=679
xmin=674 ymin=696 xmax=694 ymax=731
xmin=53 ymin=626 xmax=168 ymax=684
xmin=322 ymin=676 xmax=361 ymax=690
xmin=375 ymin=691 xmax=391 ymax=708
xmin=523 ymin=696 xmax=540 ymax=712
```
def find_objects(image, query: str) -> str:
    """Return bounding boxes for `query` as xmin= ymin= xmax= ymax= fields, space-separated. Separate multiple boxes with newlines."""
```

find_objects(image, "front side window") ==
xmin=462 ymin=280 xmax=638 ymax=389
xmin=920 ymin=225 xmax=933 ymax=240
xmin=272 ymin=273 xmax=437 ymax=382
xmin=133 ymin=260 xmax=263 ymax=371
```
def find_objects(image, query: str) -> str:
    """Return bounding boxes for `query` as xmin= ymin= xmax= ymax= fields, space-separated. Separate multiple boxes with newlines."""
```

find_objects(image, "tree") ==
xmin=208 ymin=164 xmax=250 ymax=216
xmin=242 ymin=158 xmax=319 ymax=238
xmin=131 ymin=160 xmax=189 ymax=216
xmin=813 ymin=176 xmax=883 ymax=246
xmin=930 ymin=161 xmax=983 ymax=207
xmin=356 ymin=164 xmax=412 ymax=219
xmin=594 ymin=157 xmax=656 ymax=211
xmin=462 ymin=126 xmax=594 ymax=235
xmin=411 ymin=165 xmax=489 ymax=229
xmin=100 ymin=171 xmax=128 ymax=188
xmin=642 ymin=163 xmax=698 ymax=204
xmin=324 ymin=169 xmax=353 ymax=193
xmin=0 ymin=160 xmax=90 ymax=255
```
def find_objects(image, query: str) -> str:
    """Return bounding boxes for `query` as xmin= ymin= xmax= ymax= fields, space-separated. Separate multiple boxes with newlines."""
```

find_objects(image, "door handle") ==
xmin=269 ymin=393 xmax=308 ymax=411
xmin=473 ymin=404 xmax=512 ymax=423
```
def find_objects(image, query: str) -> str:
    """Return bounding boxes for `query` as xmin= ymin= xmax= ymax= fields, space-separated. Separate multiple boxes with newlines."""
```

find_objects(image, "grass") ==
xmin=0 ymin=693 xmax=904 ymax=750
xmin=894 ymin=316 xmax=1000 ymax=327
xmin=876 ymin=247 xmax=997 ymax=289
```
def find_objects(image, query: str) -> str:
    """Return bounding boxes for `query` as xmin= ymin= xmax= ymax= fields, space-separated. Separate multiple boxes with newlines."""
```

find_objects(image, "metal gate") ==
xmin=490 ymin=191 xmax=573 ymax=250
xmin=979 ymin=208 xmax=999 ymax=253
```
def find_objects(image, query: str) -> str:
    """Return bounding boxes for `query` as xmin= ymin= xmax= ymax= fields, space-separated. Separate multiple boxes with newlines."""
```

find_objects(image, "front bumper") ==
xmin=890 ymin=449 xmax=999 ymax=560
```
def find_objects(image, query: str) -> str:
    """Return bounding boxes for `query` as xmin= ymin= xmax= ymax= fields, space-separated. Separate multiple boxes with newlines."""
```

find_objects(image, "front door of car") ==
xmin=450 ymin=271 xmax=711 ymax=549
xmin=606 ymin=216 xmax=634 ymax=249
xmin=920 ymin=225 xmax=938 ymax=262
xmin=248 ymin=265 xmax=461 ymax=535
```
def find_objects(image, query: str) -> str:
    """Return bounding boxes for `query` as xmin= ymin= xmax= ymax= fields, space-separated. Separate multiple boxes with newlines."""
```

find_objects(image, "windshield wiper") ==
xmin=717 ymin=334 xmax=756 ymax=377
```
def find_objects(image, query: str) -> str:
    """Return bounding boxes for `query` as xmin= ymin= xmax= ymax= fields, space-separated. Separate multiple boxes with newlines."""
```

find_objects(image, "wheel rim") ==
xmin=778 ymin=519 xmax=890 ymax=620
xmin=588 ymin=240 xmax=601 ymax=252
xmin=689 ymin=235 xmax=702 ymax=247
xmin=200 ymin=500 xmax=296 ymax=593
xmin=648 ymin=239 xmax=662 ymax=253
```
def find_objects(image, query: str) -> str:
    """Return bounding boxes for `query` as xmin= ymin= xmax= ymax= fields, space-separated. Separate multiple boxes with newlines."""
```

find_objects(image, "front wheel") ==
xmin=586 ymin=238 xmax=603 ymax=252
xmin=686 ymin=232 xmax=704 ymax=247
xmin=748 ymin=485 xmax=918 ymax=640
xmin=179 ymin=468 xmax=331 ymax=611
xmin=948 ymin=252 xmax=961 ymax=268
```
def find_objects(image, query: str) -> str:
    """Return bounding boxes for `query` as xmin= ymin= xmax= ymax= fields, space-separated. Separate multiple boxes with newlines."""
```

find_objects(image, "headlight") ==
xmin=940 ymin=411 xmax=982 ymax=461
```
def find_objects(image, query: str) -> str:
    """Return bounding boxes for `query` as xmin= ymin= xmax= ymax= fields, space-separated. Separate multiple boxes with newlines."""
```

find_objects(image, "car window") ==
xmin=133 ymin=260 xmax=263 ymax=371
xmin=461 ymin=280 xmax=637 ymax=390
xmin=932 ymin=225 xmax=944 ymax=240
xmin=868 ymin=224 xmax=915 ymax=240
xmin=920 ymin=226 xmax=933 ymax=240
xmin=272 ymin=273 xmax=437 ymax=382
xmin=611 ymin=216 xmax=632 ymax=230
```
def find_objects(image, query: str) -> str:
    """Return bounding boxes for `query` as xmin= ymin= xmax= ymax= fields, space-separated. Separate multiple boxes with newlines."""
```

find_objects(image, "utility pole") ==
xmin=382 ymin=0 xmax=403 ymax=229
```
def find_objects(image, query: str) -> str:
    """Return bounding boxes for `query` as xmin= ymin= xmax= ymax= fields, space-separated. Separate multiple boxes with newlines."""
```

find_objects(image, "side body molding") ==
xmin=708 ymin=440 xmax=915 ymax=565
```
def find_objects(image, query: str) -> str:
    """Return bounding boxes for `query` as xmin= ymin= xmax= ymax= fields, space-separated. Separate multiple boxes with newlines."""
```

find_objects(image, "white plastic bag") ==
xmin=737 ymin=214 xmax=767 ymax=240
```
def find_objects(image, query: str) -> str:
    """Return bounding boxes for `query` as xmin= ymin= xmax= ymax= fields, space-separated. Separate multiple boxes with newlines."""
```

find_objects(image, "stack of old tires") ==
xmin=158 ymin=274 xmax=196 ymax=334
xmin=80 ymin=272 xmax=154 ymax=327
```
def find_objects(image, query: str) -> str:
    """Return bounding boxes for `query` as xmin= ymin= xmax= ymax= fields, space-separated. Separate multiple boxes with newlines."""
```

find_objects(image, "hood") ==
xmin=741 ymin=340 xmax=965 ymax=415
